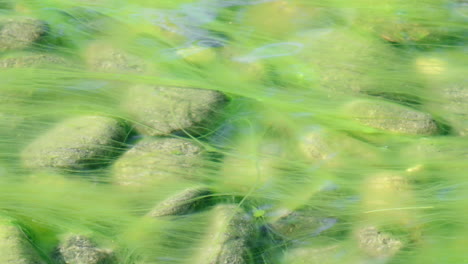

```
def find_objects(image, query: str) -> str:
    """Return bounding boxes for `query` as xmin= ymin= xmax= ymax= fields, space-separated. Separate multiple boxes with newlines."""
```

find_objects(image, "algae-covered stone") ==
xmin=415 ymin=54 xmax=467 ymax=136
xmin=298 ymin=128 xmax=381 ymax=166
xmin=345 ymin=99 xmax=439 ymax=135
xmin=113 ymin=137 xmax=205 ymax=186
xmin=56 ymin=235 xmax=113 ymax=264
xmin=84 ymin=41 xmax=146 ymax=73
xmin=123 ymin=85 xmax=227 ymax=136
xmin=0 ymin=17 xmax=48 ymax=51
xmin=22 ymin=116 xmax=128 ymax=170
xmin=0 ymin=217 xmax=46 ymax=264
xmin=194 ymin=205 xmax=255 ymax=264
xmin=433 ymin=82 xmax=467 ymax=136
xmin=148 ymin=186 xmax=212 ymax=217
xmin=293 ymin=28 xmax=396 ymax=94
xmin=360 ymin=172 xmax=417 ymax=227
xmin=268 ymin=210 xmax=337 ymax=241
xmin=356 ymin=226 xmax=402 ymax=258
xmin=0 ymin=53 xmax=68 ymax=68
xmin=353 ymin=0 xmax=456 ymax=44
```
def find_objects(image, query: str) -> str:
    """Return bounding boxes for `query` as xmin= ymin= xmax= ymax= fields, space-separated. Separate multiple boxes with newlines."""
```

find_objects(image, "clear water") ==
xmin=0 ymin=0 xmax=467 ymax=263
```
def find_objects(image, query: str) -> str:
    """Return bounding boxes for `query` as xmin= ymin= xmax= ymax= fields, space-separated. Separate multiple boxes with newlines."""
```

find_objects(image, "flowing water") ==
xmin=0 ymin=0 xmax=467 ymax=263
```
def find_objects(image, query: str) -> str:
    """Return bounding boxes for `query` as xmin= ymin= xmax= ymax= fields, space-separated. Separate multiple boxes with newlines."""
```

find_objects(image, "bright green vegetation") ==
xmin=0 ymin=0 xmax=467 ymax=263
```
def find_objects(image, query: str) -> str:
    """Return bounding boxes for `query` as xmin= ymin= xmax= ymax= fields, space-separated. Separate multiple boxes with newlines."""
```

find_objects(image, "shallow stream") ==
xmin=0 ymin=0 xmax=467 ymax=263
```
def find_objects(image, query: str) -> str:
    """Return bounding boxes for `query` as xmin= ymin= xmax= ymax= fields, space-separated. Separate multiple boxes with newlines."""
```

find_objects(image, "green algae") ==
xmin=0 ymin=0 xmax=466 ymax=263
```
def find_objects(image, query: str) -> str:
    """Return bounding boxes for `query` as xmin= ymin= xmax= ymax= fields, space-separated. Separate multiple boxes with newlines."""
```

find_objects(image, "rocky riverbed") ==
xmin=0 ymin=0 xmax=466 ymax=263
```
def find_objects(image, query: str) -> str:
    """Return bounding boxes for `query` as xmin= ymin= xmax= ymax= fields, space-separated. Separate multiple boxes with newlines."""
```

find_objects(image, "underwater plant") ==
xmin=0 ymin=0 xmax=466 ymax=263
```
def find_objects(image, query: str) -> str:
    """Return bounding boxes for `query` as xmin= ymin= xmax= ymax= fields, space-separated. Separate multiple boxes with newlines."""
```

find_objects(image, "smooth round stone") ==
xmin=56 ymin=235 xmax=113 ymax=264
xmin=22 ymin=116 xmax=128 ymax=170
xmin=148 ymin=186 xmax=212 ymax=217
xmin=123 ymin=85 xmax=227 ymax=136
xmin=344 ymin=99 xmax=439 ymax=135
xmin=0 ymin=217 xmax=46 ymax=264
xmin=0 ymin=17 xmax=48 ymax=51
xmin=112 ymin=137 xmax=205 ymax=187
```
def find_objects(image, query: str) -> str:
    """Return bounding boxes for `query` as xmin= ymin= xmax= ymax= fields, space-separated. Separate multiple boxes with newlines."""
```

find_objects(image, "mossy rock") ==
xmin=355 ymin=226 xmax=403 ymax=259
xmin=193 ymin=204 xmax=256 ymax=264
xmin=293 ymin=28 xmax=396 ymax=94
xmin=83 ymin=41 xmax=146 ymax=73
xmin=432 ymin=82 xmax=467 ymax=136
xmin=123 ymin=85 xmax=228 ymax=136
xmin=0 ymin=17 xmax=48 ymax=51
xmin=55 ymin=234 xmax=113 ymax=264
xmin=148 ymin=186 xmax=212 ymax=217
xmin=22 ymin=115 xmax=128 ymax=171
xmin=344 ymin=99 xmax=439 ymax=135
xmin=298 ymin=128 xmax=382 ymax=167
xmin=352 ymin=0 xmax=456 ymax=44
xmin=0 ymin=217 xmax=46 ymax=264
xmin=112 ymin=137 xmax=205 ymax=187
xmin=0 ymin=52 xmax=69 ymax=68
xmin=267 ymin=210 xmax=337 ymax=241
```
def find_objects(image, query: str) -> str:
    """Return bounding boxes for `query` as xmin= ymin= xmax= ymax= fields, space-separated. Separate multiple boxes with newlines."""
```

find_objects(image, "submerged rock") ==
xmin=360 ymin=172 xmax=418 ymax=228
xmin=0 ymin=17 xmax=48 ymax=51
xmin=356 ymin=226 xmax=403 ymax=258
xmin=298 ymin=128 xmax=381 ymax=166
xmin=345 ymin=99 xmax=439 ymax=135
xmin=123 ymin=85 xmax=227 ymax=136
xmin=268 ymin=210 xmax=337 ymax=241
xmin=433 ymin=82 xmax=467 ymax=136
xmin=56 ymin=235 xmax=113 ymax=264
xmin=0 ymin=217 xmax=46 ymax=264
xmin=0 ymin=53 xmax=68 ymax=68
xmin=112 ymin=137 xmax=205 ymax=186
xmin=148 ymin=186 xmax=212 ymax=217
xmin=84 ymin=41 xmax=146 ymax=73
xmin=22 ymin=116 xmax=128 ymax=170
xmin=193 ymin=205 xmax=255 ymax=264
xmin=293 ymin=28 xmax=396 ymax=94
